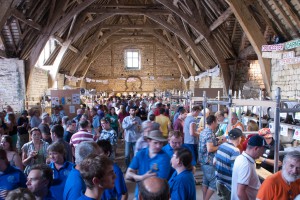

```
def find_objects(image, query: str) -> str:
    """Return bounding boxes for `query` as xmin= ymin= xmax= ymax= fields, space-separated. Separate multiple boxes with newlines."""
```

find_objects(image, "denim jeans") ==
xmin=125 ymin=141 xmax=136 ymax=167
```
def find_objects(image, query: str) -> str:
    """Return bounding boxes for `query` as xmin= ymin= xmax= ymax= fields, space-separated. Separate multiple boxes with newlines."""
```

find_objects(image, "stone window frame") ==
xmin=124 ymin=49 xmax=141 ymax=70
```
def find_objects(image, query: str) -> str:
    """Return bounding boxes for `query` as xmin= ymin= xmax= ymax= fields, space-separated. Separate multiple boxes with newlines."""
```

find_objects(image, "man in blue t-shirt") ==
xmin=125 ymin=130 xmax=171 ymax=199
xmin=0 ymin=149 xmax=26 ymax=200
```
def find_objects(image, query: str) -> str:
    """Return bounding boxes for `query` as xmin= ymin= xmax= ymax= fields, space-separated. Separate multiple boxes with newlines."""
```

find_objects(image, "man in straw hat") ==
xmin=125 ymin=130 xmax=171 ymax=200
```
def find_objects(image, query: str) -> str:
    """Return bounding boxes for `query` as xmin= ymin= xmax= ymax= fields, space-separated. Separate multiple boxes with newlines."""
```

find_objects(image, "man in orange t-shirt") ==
xmin=256 ymin=151 xmax=300 ymax=200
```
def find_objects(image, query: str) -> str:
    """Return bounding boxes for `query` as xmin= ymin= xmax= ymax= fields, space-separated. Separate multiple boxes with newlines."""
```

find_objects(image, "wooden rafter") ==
xmin=150 ymin=30 xmax=194 ymax=76
xmin=69 ymin=28 xmax=121 ymax=76
xmin=26 ymin=0 xmax=69 ymax=84
xmin=227 ymin=0 xmax=271 ymax=94
xmin=268 ymin=0 xmax=299 ymax=37
xmin=145 ymin=13 xmax=208 ymax=71
xmin=11 ymin=9 xmax=42 ymax=31
xmin=51 ymin=0 xmax=97 ymax=34
xmin=172 ymin=15 xmax=208 ymax=70
xmin=279 ymin=0 xmax=300 ymax=28
xmin=156 ymin=0 xmax=231 ymax=93
xmin=258 ymin=0 xmax=291 ymax=39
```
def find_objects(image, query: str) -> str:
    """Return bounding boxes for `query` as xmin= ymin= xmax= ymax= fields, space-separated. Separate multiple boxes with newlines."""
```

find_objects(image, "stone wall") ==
xmin=271 ymin=47 xmax=300 ymax=99
xmin=82 ymin=42 xmax=183 ymax=93
xmin=0 ymin=59 xmax=25 ymax=113
xmin=26 ymin=67 xmax=48 ymax=108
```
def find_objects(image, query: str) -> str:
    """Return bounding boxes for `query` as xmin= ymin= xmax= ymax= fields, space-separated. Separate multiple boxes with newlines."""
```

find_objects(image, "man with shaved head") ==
xmin=138 ymin=177 xmax=169 ymax=200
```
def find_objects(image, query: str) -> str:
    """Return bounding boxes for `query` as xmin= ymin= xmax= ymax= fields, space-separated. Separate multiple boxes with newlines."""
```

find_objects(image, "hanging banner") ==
xmin=285 ymin=38 xmax=300 ymax=50
xmin=261 ymin=44 xmax=284 ymax=52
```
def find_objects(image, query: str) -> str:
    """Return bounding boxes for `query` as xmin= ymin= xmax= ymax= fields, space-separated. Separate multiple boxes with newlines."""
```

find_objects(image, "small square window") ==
xmin=125 ymin=49 xmax=140 ymax=70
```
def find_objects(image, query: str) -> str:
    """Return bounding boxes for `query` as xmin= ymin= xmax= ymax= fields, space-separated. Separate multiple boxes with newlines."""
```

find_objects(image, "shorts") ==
xmin=201 ymin=164 xmax=217 ymax=191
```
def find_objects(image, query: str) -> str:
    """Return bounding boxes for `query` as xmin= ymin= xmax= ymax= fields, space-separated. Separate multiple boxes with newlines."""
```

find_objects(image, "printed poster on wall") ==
xmin=69 ymin=106 xmax=75 ymax=114
xmin=51 ymin=97 xmax=59 ymax=106
xmin=293 ymin=129 xmax=300 ymax=141
xmin=72 ymin=94 xmax=80 ymax=105
xmin=66 ymin=97 xmax=72 ymax=105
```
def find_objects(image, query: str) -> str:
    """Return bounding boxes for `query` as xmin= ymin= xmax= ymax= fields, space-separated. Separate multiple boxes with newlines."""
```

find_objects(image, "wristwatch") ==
xmin=263 ymin=158 xmax=266 ymax=163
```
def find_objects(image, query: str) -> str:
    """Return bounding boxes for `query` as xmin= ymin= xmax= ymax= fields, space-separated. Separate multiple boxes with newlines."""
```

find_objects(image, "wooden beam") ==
xmin=268 ymin=0 xmax=299 ymax=37
xmin=172 ymin=15 xmax=208 ymax=70
xmin=69 ymin=28 xmax=121 ymax=76
xmin=257 ymin=0 xmax=291 ymax=39
xmin=72 ymin=13 xmax=115 ymax=41
xmin=166 ymin=31 xmax=197 ymax=75
xmin=86 ymin=8 xmax=171 ymax=15
xmin=26 ymin=1 xmax=68 ymax=85
xmin=49 ymin=39 xmax=73 ymax=87
xmin=227 ymin=0 xmax=271 ymax=94
xmin=51 ymin=0 xmax=97 ymax=34
xmin=149 ymin=30 xmax=193 ymax=76
xmin=11 ymin=9 xmax=42 ymax=31
xmin=52 ymin=35 xmax=79 ymax=53
xmin=0 ymin=0 xmax=18 ymax=31
xmin=156 ymin=0 xmax=231 ymax=93
xmin=209 ymin=7 xmax=233 ymax=31
xmin=145 ymin=14 xmax=208 ymax=71
xmin=280 ymin=0 xmax=300 ymax=28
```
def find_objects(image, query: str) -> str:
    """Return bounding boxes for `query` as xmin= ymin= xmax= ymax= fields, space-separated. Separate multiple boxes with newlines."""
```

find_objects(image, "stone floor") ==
xmin=114 ymin=140 xmax=220 ymax=200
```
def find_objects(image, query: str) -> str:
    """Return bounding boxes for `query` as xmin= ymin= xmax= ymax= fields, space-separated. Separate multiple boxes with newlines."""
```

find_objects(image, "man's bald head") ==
xmin=138 ymin=177 xmax=169 ymax=200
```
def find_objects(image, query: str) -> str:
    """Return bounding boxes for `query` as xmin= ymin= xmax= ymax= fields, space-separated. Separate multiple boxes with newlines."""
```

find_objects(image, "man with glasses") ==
xmin=231 ymin=135 xmax=268 ymax=200
xmin=257 ymin=150 xmax=300 ymax=200
xmin=26 ymin=164 xmax=54 ymax=199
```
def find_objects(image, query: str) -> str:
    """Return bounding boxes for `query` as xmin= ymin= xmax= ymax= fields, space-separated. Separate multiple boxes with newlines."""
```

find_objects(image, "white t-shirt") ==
xmin=231 ymin=152 xmax=261 ymax=200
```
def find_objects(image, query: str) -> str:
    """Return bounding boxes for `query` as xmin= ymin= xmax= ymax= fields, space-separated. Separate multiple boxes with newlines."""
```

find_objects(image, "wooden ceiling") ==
xmin=0 ymin=0 xmax=300 ymax=93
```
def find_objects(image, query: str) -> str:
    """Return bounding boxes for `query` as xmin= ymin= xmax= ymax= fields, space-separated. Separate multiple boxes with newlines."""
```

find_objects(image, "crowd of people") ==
xmin=0 ymin=95 xmax=299 ymax=200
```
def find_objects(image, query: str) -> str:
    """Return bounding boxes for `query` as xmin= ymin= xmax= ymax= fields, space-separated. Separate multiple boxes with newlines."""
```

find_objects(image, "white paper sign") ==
xmin=51 ymin=97 xmax=59 ymax=106
xmin=293 ymin=129 xmax=300 ymax=140
xmin=282 ymin=51 xmax=295 ymax=59
xmin=262 ymin=51 xmax=282 ymax=59
xmin=280 ymin=125 xmax=288 ymax=136
xmin=69 ymin=106 xmax=75 ymax=114
xmin=72 ymin=94 xmax=80 ymax=105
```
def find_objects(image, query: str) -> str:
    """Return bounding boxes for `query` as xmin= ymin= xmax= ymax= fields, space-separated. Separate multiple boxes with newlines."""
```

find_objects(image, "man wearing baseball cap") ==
xmin=125 ymin=130 xmax=171 ymax=199
xmin=231 ymin=135 xmax=268 ymax=200
xmin=258 ymin=128 xmax=284 ymax=173
xmin=215 ymin=128 xmax=243 ymax=200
